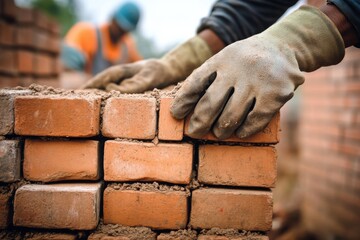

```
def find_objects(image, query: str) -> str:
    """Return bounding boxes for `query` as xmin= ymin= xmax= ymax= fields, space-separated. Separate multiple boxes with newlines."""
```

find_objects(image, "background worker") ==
xmin=83 ymin=0 xmax=359 ymax=139
xmin=60 ymin=1 xmax=142 ymax=88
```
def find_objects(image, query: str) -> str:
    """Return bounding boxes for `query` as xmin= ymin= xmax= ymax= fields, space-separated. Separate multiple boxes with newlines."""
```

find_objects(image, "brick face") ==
xmin=104 ymin=141 xmax=193 ymax=184
xmin=102 ymin=96 xmax=157 ymax=139
xmin=0 ymin=140 xmax=21 ymax=183
xmin=0 ymin=191 xmax=12 ymax=229
xmin=13 ymin=183 xmax=101 ymax=230
xmin=24 ymin=139 xmax=99 ymax=182
xmin=103 ymin=188 xmax=188 ymax=230
xmin=198 ymin=145 xmax=277 ymax=187
xmin=190 ymin=188 xmax=273 ymax=231
xmin=14 ymin=95 xmax=101 ymax=137
xmin=0 ymin=48 xmax=16 ymax=74
xmin=17 ymin=50 xmax=34 ymax=74
xmin=0 ymin=21 xmax=15 ymax=46
xmin=184 ymin=112 xmax=280 ymax=144
xmin=158 ymin=97 xmax=184 ymax=141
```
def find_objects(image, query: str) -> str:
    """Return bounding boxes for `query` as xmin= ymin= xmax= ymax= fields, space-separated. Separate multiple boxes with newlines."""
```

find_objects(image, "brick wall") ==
xmin=0 ymin=86 xmax=280 ymax=239
xmin=299 ymin=47 xmax=360 ymax=239
xmin=0 ymin=0 xmax=61 ymax=89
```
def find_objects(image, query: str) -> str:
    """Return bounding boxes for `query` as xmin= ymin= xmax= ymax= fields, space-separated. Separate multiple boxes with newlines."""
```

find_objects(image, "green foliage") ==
xmin=30 ymin=0 xmax=78 ymax=36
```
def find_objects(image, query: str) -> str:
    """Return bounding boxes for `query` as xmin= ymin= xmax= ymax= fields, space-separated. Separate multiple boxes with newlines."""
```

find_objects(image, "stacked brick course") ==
xmin=0 ymin=86 xmax=280 ymax=239
xmin=0 ymin=0 xmax=61 ymax=89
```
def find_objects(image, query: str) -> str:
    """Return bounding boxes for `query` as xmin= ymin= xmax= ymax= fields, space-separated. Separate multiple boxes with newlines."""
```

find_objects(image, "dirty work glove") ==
xmin=171 ymin=5 xmax=345 ymax=139
xmin=81 ymin=36 xmax=213 ymax=93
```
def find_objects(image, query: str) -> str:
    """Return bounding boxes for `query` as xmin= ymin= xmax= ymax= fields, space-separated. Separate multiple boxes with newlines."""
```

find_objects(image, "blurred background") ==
xmin=1 ymin=0 xmax=360 ymax=239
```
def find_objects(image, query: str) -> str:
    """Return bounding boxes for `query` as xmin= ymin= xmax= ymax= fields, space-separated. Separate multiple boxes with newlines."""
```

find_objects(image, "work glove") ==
xmin=81 ymin=36 xmax=213 ymax=93
xmin=171 ymin=5 xmax=345 ymax=139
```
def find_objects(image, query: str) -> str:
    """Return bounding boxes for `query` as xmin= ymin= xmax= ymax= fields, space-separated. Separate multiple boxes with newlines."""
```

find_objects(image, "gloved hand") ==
xmin=81 ymin=36 xmax=213 ymax=93
xmin=171 ymin=5 xmax=345 ymax=139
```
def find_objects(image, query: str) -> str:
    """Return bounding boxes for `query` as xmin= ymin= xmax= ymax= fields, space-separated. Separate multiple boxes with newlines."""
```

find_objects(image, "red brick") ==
xmin=34 ymin=53 xmax=53 ymax=76
xmin=0 ymin=89 xmax=32 ymax=135
xmin=159 ymin=97 xmax=184 ymax=141
xmin=0 ymin=190 xmax=12 ymax=229
xmin=190 ymin=188 xmax=273 ymax=231
xmin=198 ymin=145 xmax=276 ymax=187
xmin=0 ymin=21 xmax=15 ymax=46
xmin=1 ymin=0 xmax=17 ymax=19
xmin=0 ymin=75 xmax=20 ymax=88
xmin=17 ymin=50 xmax=34 ymax=74
xmin=15 ymin=7 xmax=35 ymax=23
xmin=197 ymin=236 xmax=268 ymax=240
xmin=34 ymin=10 xmax=51 ymax=31
xmin=102 ymin=96 xmax=156 ymax=139
xmin=0 ymin=140 xmax=21 ymax=183
xmin=104 ymin=141 xmax=193 ymax=184
xmin=0 ymin=48 xmax=16 ymax=74
xmin=48 ymin=35 xmax=60 ymax=53
xmin=24 ymin=139 xmax=99 ymax=182
xmin=104 ymin=187 xmax=188 ymax=229
xmin=13 ymin=183 xmax=101 ymax=230
xmin=184 ymin=112 xmax=280 ymax=144
xmin=14 ymin=95 xmax=101 ymax=137
xmin=16 ymin=26 xmax=34 ymax=48
xmin=34 ymin=30 xmax=49 ymax=51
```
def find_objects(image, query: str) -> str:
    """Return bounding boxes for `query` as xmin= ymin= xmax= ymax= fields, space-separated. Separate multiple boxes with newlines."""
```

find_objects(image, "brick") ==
xmin=102 ymin=96 xmax=156 ymax=139
xmin=0 ymin=75 xmax=20 ymax=89
xmin=48 ymin=19 xmax=61 ymax=36
xmin=16 ymin=26 xmax=34 ymax=48
xmin=0 ymin=48 xmax=16 ymax=74
xmin=0 ymin=140 xmax=21 ymax=183
xmin=34 ymin=53 xmax=53 ymax=76
xmin=190 ymin=188 xmax=273 ymax=231
xmin=0 ymin=190 xmax=12 ymax=229
xmin=197 ymin=236 xmax=268 ymax=240
xmin=34 ymin=30 xmax=49 ymax=51
xmin=34 ymin=10 xmax=51 ymax=31
xmin=1 ymin=0 xmax=17 ymax=19
xmin=104 ymin=141 xmax=193 ymax=184
xmin=185 ymin=112 xmax=280 ymax=144
xmin=13 ymin=183 xmax=101 ymax=230
xmin=0 ymin=21 xmax=15 ymax=46
xmin=48 ymin=35 xmax=60 ymax=54
xmin=198 ymin=145 xmax=276 ymax=187
xmin=0 ymin=89 xmax=32 ymax=135
xmin=24 ymin=139 xmax=99 ymax=182
xmin=158 ymin=97 xmax=184 ymax=141
xmin=15 ymin=7 xmax=35 ymax=23
xmin=104 ymin=187 xmax=188 ymax=229
xmin=15 ymin=95 xmax=101 ymax=137
xmin=17 ymin=50 xmax=34 ymax=74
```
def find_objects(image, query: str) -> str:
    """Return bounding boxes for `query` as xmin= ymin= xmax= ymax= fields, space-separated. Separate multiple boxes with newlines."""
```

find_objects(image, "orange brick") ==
xmin=24 ymin=139 xmax=99 ymax=182
xmin=34 ymin=53 xmax=53 ymax=76
xmin=198 ymin=145 xmax=277 ymax=187
xmin=34 ymin=30 xmax=49 ymax=52
xmin=104 ymin=187 xmax=188 ymax=230
xmin=197 ymin=236 xmax=268 ymax=240
xmin=104 ymin=141 xmax=193 ymax=184
xmin=0 ymin=191 xmax=12 ymax=229
xmin=16 ymin=26 xmax=34 ymax=48
xmin=15 ymin=95 xmax=101 ymax=137
xmin=185 ymin=112 xmax=280 ymax=144
xmin=0 ymin=48 xmax=16 ymax=74
xmin=158 ymin=97 xmax=184 ymax=141
xmin=0 ymin=21 xmax=15 ymax=46
xmin=17 ymin=50 xmax=34 ymax=74
xmin=13 ymin=183 xmax=101 ymax=230
xmin=102 ymin=96 xmax=156 ymax=139
xmin=190 ymin=188 xmax=273 ymax=231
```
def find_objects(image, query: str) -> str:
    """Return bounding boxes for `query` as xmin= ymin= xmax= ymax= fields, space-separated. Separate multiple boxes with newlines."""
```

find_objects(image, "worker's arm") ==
xmin=170 ymin=2 xmax=358 ymax=140
xmin=82 ymin=0 xmax=298 ymax=91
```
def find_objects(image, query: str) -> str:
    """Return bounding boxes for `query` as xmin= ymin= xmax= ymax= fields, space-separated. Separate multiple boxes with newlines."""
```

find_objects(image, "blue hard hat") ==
xmin=113 ymin=2 xmax=140 ymax=32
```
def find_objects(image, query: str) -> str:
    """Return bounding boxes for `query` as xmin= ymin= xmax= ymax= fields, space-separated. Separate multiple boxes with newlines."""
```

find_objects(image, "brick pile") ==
xmin=0 ymin=86 xmax=280 ymax=239
xmin=0 ymin=0 xmax=61 ymax=89
xmin=299 ymin=47 xmax=360 ymax=239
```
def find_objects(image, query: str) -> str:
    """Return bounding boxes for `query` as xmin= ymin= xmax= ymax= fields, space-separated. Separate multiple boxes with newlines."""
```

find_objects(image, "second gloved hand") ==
xmin=171 ymin=5 xmax=345 ymax=139
xmin=81 ymin=36 xmax=213 ymax=93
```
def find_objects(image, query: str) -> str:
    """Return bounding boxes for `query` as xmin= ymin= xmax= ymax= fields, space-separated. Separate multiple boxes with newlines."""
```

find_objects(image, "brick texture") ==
xmin=24 ymin=139 xmax=99 ymax=182
xmin=198 ymin=145 xmax=277 ymax=187
xmin=0 ymin=191 xmax=12 ymax=229
xmin=14 ymin=95 xmax=101 ymax=137
xmin=0 ymin=21 xmax=15 ymax=46
xmin=104 ymin=188 xmax=188 ymax=230
xmin=0 ymin=140 xmax=21 ymax=183
xmin=13 ymin=183 xmax=101 ymax=230
xmin=0 ymin=89 xmax=32 ymax=135
xmin=158 ymin=97 xmax=184 ymax=141
xmin=102 ymin=96 xmax=157 ymax=139
xmin=0 ymin=48 xmax=16 ymax=74
xmin=185 ymin=112 xmax=280 ymax=144
xmin=104 ymin=141 xmax=193 ymax=184
xmin=17 ymin=50 xmax=34 ymax=74
xmin=190 ymin=188 xmax=273 ymax=231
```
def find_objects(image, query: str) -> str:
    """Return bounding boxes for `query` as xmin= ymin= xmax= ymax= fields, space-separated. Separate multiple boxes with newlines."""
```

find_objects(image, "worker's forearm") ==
xmin=198 ymin=29 xmax=225 ymax=54
xmin=321 ymin=3 xmax=358 ymax=47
